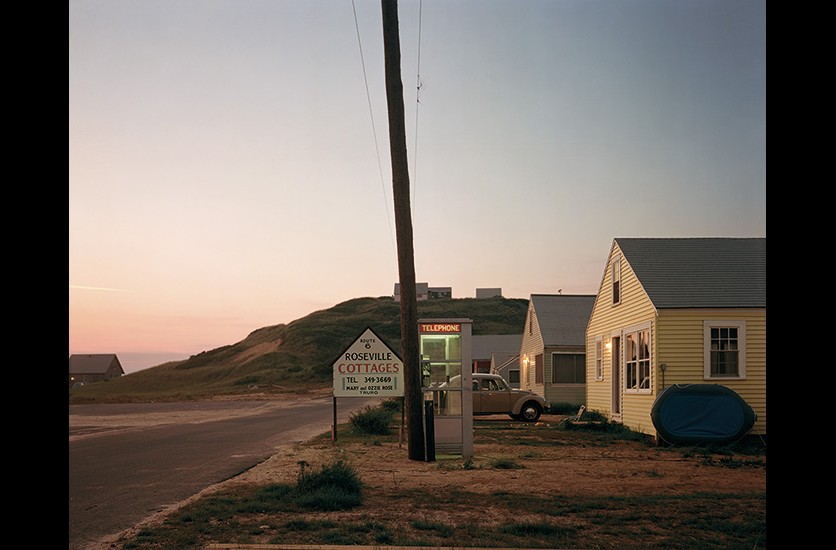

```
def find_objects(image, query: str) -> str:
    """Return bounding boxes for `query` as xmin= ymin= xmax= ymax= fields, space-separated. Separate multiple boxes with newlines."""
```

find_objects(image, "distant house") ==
xmin=476 ymin=288 xmax=502 ymax=298
xmin=585 ymin=237 xmax=766 ymax=439
xmin=492 ymin=353 xmax=520 ymax=388
xmin=471 ymin=334 xmax=521 ymax=374
xmin=519 ymin=294 xmax=596 ymax=404
xmin=393 ymin=283 xmax=451 ymax=301
xmin=69 ymin=354 xmax=124 ymax=386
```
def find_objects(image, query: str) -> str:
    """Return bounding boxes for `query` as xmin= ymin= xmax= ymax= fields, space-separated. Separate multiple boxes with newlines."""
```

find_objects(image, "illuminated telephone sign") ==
xmin=419 ymin=323 xmax=461 ymax=333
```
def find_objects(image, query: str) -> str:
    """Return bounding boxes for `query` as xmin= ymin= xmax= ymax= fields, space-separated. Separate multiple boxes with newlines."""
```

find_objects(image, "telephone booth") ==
xmin=419 ymin=318 xmax=473 ymax=458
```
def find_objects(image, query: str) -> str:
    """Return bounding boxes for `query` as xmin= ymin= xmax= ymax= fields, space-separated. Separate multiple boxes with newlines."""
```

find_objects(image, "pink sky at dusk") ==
xmin=69 ymin=1 xmax=765 ymax=374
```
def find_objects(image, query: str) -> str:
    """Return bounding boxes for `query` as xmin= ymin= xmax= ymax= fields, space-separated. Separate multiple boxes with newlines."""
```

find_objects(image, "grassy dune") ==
xmin=69 ymin=296 xmax=528 ymax=403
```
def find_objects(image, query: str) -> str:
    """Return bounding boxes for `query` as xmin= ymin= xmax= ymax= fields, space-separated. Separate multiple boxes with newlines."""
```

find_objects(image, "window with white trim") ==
xmin=595 ymin=338 xmax=603 ymax=380
xmin=625 ymin=326 xmax=651 ymax=392
xmin=704 ymin=320 xmax=746 ymax=379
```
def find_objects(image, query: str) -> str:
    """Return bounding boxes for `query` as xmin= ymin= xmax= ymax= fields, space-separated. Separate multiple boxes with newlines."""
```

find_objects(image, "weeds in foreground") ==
xmin=560 ymin=416 xmax=649 ymax=441
xmin=117 ymin=413 xmax=765 ymax=550
xmin=411 ymin=518 xmax=454 ymax=537
xmin=489 ymin=457 xmax=524 ymax=469
xmin=120 ymin=487 xmax=765 ymax=549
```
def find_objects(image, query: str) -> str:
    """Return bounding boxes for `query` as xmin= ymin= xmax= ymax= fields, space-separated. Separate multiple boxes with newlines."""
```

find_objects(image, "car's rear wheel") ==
xmin=519 ymin=402 xmax=542 ymax=422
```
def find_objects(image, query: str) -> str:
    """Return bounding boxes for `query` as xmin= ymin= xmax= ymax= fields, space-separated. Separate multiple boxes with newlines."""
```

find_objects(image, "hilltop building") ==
xmin=476 ymin=288 xmax=503 ymax=298
xmin=393 ymin=283 xmax=451 ymax=301
xmin=392 ymin=285 xmax=504 ymax=301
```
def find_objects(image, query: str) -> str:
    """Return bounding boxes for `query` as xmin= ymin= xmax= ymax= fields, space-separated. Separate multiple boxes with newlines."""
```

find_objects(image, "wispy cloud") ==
xmin=69 ymin=285 xmax=130 ymax=292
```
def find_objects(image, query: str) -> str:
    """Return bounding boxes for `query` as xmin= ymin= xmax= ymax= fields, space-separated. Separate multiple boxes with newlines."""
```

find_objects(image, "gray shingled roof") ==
xmin=615 ymin=237 xmax=766 ymax=309
xmin=69 ymin=353 xmax=123 ymax=375
xmin=530 ymin=294 xmax=596 ymax=346
xmin=495 ymin=353 xmax=519 ymax=371
xmin=472 ymin=334 xmax=522 ymax=360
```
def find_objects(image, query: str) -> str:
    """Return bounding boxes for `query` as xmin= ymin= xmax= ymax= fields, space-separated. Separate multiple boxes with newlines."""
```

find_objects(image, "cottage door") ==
xmin=611 ymin=336 xmax=621 ymax=417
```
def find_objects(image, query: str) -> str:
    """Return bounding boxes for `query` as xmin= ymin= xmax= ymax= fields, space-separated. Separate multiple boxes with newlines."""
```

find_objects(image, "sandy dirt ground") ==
xmin=71 ymin=395 xmax=766 ymax=548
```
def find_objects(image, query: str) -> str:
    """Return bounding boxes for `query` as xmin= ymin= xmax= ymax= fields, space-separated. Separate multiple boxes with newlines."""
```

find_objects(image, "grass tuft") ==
xmin=295 ymin=460 xmax=363 ymax=511
xmin=490 ymin=458 xmax=524 ymax=469
xmin=411 ymin=518 xmax=454 ymax=537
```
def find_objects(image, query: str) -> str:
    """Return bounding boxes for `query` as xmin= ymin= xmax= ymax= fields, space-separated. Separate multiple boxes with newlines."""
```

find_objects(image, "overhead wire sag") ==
xmin=411 ymin=0 xmax=423 ymax=214
xmin=351 ymin=0 xmax=397 ymax=260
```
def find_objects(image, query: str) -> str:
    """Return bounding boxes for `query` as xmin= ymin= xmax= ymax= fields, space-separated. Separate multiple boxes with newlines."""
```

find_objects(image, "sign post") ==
xmin=332 ymin=327 xmax=405 ymax=441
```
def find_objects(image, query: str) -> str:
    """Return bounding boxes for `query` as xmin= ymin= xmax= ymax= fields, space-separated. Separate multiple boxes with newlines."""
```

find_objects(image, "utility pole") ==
xmin=381 ymin=0 xmax=425 ymax=461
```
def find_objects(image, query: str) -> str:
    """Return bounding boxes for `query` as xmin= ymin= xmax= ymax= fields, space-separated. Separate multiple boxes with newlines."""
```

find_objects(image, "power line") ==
xmin=351 ymin=0 xmax=397 ymax=260
xmin=411 ymin=0 xmax=423 ymax=212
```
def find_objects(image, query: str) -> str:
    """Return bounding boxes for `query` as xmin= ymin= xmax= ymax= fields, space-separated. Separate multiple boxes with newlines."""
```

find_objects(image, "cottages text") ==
xmin=336 ymin=351 xmax=400 ymax=374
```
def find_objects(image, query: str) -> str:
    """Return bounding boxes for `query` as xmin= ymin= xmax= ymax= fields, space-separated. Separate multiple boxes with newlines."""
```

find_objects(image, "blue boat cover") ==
xmin=650 ymin=384 xmax=756 ymax=445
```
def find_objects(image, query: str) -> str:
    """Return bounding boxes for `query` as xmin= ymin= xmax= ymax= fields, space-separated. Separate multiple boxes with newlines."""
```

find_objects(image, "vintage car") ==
xmin=440 ymin=373 xmax=547 ymax=422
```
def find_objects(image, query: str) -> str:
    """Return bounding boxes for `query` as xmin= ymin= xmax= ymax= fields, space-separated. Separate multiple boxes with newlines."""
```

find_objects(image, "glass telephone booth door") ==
xmin=418 ymin=318 xmax=473 ymax=457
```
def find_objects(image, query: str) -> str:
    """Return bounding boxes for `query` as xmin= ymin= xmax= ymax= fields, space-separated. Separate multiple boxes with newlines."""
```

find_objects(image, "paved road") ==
xmin=69 ymin=397 xmax=382 ymax=550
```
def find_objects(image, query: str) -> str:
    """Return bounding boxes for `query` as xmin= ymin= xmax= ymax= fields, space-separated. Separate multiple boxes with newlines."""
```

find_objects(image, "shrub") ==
xmin=350 ymin=405 xmax=394 ymax=435
xmin=295 ymin=460 xmax=363 ymax=511
xmin=381 ymin=398 xmax=403 ymax=412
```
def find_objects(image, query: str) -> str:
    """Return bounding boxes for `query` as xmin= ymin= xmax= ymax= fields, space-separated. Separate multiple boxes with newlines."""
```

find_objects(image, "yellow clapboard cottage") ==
xmin=586 ymin=237 xmax=766 ymax=440
xmin=520 ymin=294 xmax=596 ymax=405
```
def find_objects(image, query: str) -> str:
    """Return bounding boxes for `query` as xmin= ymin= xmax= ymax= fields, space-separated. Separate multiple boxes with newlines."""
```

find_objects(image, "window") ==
xmin=552 ymin=353 xmax=586 ymax=384
xmin=535 ymin=353 xmax=543 ymax=384
xmin=481 ymin=379 xmax=501 ymax=391
xmin=595 ymin=338 xmax=603 ymax=380
xmin=625 ymin=326 xmax=650 ymax=392
xmin=528 ymin=310 xmax=533 ymax=335
xmin=704 ymin=320 xmax=746 ymax=379
xmin=508 ymin=370 xmax=520 ymax=384
xmin=611 ymin=255 xmax=621 ymax=305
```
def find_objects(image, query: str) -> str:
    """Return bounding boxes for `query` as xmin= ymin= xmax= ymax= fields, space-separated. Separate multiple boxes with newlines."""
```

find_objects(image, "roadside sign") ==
xmin=332 ymin=327 xmax=404 ymax=398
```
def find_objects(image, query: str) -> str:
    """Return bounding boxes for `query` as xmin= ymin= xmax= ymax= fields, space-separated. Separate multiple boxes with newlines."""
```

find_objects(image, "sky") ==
xmin=69 ymin=0 xmax=766 ymax=374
